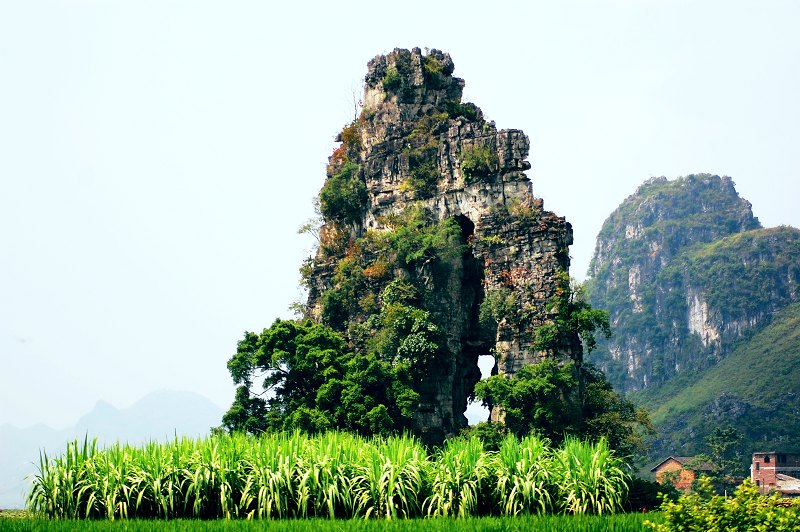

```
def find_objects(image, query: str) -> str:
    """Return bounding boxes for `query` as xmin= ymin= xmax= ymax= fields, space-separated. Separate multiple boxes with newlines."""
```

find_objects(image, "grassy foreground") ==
xmin=28 ymin=432 xmax=628 ymax=520
xmin=0 ymin=513 xmax=662 ymax=531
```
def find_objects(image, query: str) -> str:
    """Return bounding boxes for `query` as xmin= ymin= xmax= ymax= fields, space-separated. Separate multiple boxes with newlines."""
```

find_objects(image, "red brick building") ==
xmin=751 ymin=452 xmax=800 ymax=495
xmin=651 ymin=456 xmax=713 ymax=491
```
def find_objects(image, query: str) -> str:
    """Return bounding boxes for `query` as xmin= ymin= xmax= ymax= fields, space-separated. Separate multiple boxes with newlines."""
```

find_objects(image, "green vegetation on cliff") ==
xmin=585 ymin=173 xmax=800 ymax=467
xmin=585 ymin=174 xmax=790 ymax=390
xmin=642 ymin=301 xmax=800 ymax=458
xmin=320 ymin=160 xmax=367 ymax=226
xmin=665 ymin=226 xmax=800 ymax=322
xmin=318 ymin=204 xmax=466 ymax=339
xmin=460 ymin=144 xmax=498 ymax=183
xmin=591 ymin=174 xmax=760 ymax=261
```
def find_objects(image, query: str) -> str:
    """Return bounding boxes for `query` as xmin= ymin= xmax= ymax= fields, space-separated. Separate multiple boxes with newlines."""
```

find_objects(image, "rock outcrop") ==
xmin=586 ymin=174 xmax=800 ymax=393
xmin=304 ymin=48 xmax=577 ymax=442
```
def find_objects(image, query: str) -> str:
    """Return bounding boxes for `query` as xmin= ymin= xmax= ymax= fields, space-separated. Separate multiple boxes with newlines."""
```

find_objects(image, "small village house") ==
xmin=651 ymin=456 xmax=713 ymax=491
xmin=751 ymin=451 xmax=800 ymax=496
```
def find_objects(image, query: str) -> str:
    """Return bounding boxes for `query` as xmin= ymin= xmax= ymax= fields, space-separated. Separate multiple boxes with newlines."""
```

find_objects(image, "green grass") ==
xmin=0 ymin=513 xmax=662 ymax=532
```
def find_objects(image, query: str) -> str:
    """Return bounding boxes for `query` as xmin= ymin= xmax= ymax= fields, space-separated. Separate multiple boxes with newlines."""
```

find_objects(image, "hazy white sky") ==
xmin=1 ymin=0 xmax=798 ymax=429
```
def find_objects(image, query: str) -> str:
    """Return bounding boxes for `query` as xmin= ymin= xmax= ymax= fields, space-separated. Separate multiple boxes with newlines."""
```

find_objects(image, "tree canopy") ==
xmin=474 ymin=360 xmax=652 ymax=458
xmin=475 ymin=280 xmax=652 ymax=458
xmin=691 ymin=426 xmax=746 ymax=493
xmin=223 ymin=319 xmax=418 ymax=437
xmin=222 ymin=275 xmax=648 ymax=458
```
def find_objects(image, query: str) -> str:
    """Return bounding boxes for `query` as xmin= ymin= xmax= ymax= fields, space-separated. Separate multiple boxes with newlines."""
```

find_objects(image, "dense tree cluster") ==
xmin=474 ymin=361 xmax=652 ymax=458
xmin=223 ymin=319 xmax=418 ymax=437
xmin=474 ymin=279 xmax=651 ymax=458
xmin=689 ymin=426 xmax=746 ymax=493
xmin=223 ymin=265 xmax=651 ymax=459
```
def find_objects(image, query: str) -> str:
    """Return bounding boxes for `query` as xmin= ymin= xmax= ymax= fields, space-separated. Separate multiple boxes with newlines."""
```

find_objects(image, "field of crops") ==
xmin=27 ymin=432 xmax=629 ymax=521
xmin=0 ymin=513 xmax=662 ymax=531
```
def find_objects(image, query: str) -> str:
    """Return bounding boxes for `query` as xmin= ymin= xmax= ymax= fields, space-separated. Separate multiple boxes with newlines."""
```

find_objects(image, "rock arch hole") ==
xmin=454 ymin=214 xmax=475 ymax=242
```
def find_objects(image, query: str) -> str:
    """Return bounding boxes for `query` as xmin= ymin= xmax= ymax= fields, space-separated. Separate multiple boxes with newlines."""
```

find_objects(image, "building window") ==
xmin=765 ymin=456 xmax=771 ymax=463
xmin=756 ymin=462 xmax=760 ymax=470
xmin=756 ymin=480 xmax=761 ymax=487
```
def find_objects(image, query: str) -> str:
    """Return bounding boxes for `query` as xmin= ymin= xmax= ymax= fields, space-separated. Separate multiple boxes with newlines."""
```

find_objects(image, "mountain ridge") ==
xmin=585 ymin=174 xmax=799 ymax=391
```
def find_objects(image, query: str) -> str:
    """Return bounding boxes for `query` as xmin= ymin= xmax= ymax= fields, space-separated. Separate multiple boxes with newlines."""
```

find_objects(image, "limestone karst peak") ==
xmin=364 ymin=48 xmax=463 ymax=110
xmin=305 ymin=48 xmax=578 ymax=443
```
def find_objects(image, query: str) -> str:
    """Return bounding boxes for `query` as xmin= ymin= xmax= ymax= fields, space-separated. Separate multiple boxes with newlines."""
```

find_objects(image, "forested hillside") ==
xmin=643 ymin=301 xmax=800 ymax=458
xmin=585 ymin=174 xmax=800 ymax=465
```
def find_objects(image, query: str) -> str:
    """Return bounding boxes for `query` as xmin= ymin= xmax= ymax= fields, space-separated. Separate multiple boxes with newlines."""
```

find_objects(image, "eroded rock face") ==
xmin=305 ymin=48 xmax=576 ymax=442
xmin=586 ymin=175 xmax=800 ymax=393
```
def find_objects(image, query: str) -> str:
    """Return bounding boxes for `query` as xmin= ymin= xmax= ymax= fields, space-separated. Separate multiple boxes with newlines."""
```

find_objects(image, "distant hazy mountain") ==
xmin=0 ymin=423 xmax=63 ymax=511
xmin=0 ymin=390 xmax=224 ymax=510
xmin=72 ymin=390 xmax=224 ymax=445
